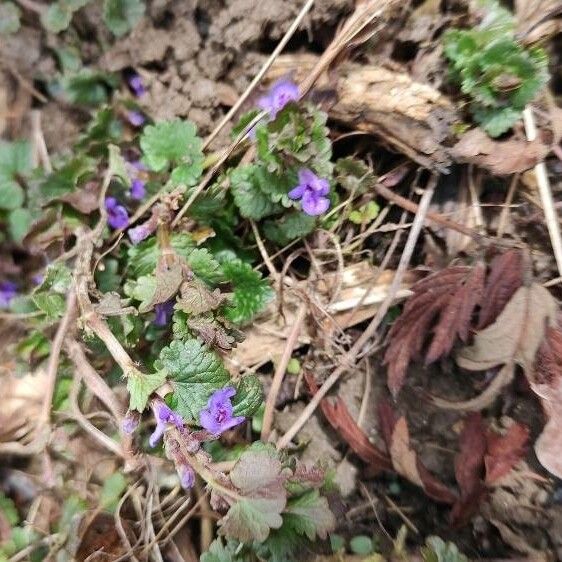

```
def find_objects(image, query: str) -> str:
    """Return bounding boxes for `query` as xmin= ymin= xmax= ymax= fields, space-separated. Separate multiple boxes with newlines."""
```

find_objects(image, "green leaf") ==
xmin=108 ymin=144 xmax=130 ymax=184
xmin=335 ymin=157 xmax=376 ymax=194
xmin=221 ymin=260 xmax=273 ymax=325
xmin=187 ymin=248 xmax=224 ymax=285
xmin=125 ymin=275 xmax=157 ymax=311
xmin=36 ymin=262 xmax=72 ymax=293
xmin=32 ymin=293 xmax=66 ymax=319
xmin=169 ymin=161 xmax=204 ymax=188
xmin=59 ymin=69 xmax=117 ymax=106
xmin=230 ymin=165 xmax=281 ymax=220
xmin=39 ymin=155 xmax=96 ymax=201
xmin=472 ymin=105 xmax=522 ymax=137
xmin=126 ymin=233 xmax=194 ymax=278
xmin=421 ymin=536 xmax=469 ymax=562
xmin=0 ymin=181 xmax=24 ymax=210
xmin=284 ymin=490 xmax=335 ymax=540
xmin=201 ymin=538 xmax=242 ymax=562
xmin=100 ymin=473 xmax=127 ymax=511
xmin=140 ymin=120 xmax=203 ymax=172
xmin=102 ymin=0 xmax=144 ymax=37
xmin=262 ymin=212 xmax=316 ymax=245
xmin=349 ymin=535 xmax=374 ymax=556
xmin=41 ymin=3 xmax=72 ymax=33
xmin=77 ymin=107 xmax=123 ymax=154
xmin=0 ymin=2 xmax=21 ymax=34
xmin=127 ymin=370 xmax=166 ymax=411
xmin=232 ymin=375 xmax=263 ymax=418
xmin=0 ymin=493 xmax=19 ymax=526
xmin=0 ymin=140 xmax=32 ymax=182
xmin=219 ymin=451 xmax=288 ymax=542
xmin=349 ymin=201 xmax=380 ymax=225
xmin=159 ymin=339 xmax=230 ymax=421
xmin=8 ymin=208 xmax=32 ymax=242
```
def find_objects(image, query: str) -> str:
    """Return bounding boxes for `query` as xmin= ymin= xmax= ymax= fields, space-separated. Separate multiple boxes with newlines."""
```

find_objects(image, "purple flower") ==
xmin=288 ymin=168 xmax=330 ymax=216
xmin=149 ymin=399 xmax=184 ymax=447
xmin=128 ymin=73 xmax=146 ymax=97
xmin=130 ymin=178 xmax=146 ymax=200
xmin=32 ymin=273 xmax=44 ymax=286
xmin=126 ymin=110 xmax=146 ymax=127
xmin=0 ymin=281 xmax=17 ymax=309
xmin=258 ymin=79 xmax=299 ymax=119
xmin=105 ymin=197 xmax=129 ymax=230
xmin=199 ymin=387 xmax=245 ymax=435
xmin=154 ymin=301 xmax=174 ymax=327
xmin=178 ymin=464 xmax=195 ymax=489
xmin=128 ymin=223 xmax=152 ymax=245
xmin=122 ymin=410 xmax=141 ymax=434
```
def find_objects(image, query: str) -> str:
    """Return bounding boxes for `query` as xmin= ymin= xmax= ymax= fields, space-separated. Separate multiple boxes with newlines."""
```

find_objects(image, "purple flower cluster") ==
xmin=258 ymin=79 xmax=299 ymax=119
xmin=0 ymin=281 xmax=17 ymax=309
xmin=200 ymin=387 xmax=244 ymax=435
xmin=126 ymin=110 xmax=146 ymax=128
xmin=288 ymin=168 xmax=330 ymax=216
xmin=128 ymin=73 xmax=146 ymax=98
xmin=105 ymin=197 xmax=129 ymax=230
xmin=154 ymin=301 xmax=174 ymax=327
xmin=127 ymin=160 xmax=147 ymax=201
xmin=149 ymin=399 xmax=184 ymax=448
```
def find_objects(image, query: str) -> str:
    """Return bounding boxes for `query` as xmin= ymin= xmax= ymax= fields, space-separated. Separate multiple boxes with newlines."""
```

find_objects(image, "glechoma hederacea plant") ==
xmin=0 ymin=76 xmax=355 ymax=558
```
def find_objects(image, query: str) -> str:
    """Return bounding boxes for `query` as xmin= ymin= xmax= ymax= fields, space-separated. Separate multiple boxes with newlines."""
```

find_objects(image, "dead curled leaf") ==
xmin=306 ymin=375 xmax=455 ymax=503
xmin=304 ymin=373 xmax=392 ymax=474
xmin=450 ymin=414 xmax=529 ymax=526
xmin=456 ymin=283 xmax=558 ymax=374
xmin=532 ymin=323 xmax=562 ymax=477
xmin=379 ymin=405 xmax=457 ymax=504
xmin=450 ymin=128 xmax=550 ymax=175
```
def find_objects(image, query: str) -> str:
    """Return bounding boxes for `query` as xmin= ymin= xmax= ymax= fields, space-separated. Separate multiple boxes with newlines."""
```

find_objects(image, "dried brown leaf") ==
xmin=386 ymin=416 xmax=457 ymax=504
xmin=305 ymin=373 xmax=392 ymax=473
xmin=177 ymin=278 xmax=226 ymax=315
xmin=450 ymin=413 xmax=487 ymax=525
xmin=451 ymin=129 xmax=549 ymax=175
xmin=139 ymin=253 xmax=185 ymax=313
xmin=457 ymin=283 xmax=558 ymax=375
xmin=485 ymin=423 xmax=529 ymax=484
xmin=58 ymin=181 xmax=101 ymax=214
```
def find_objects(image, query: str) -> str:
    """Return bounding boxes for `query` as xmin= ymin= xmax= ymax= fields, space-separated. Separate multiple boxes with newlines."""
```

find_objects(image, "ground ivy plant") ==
xmin=443 ymin=0 xmax=549 ymax=137
xmin=1 ymin=74 xmax=341 ymax=559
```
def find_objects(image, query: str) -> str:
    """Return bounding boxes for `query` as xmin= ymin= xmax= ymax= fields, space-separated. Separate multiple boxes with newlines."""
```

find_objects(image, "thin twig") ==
xmin=523 ymin=107 xmax=562 ymax=276
xmin=68 ymin=374 xmax=125 ymax=458
xmin=497 ymin=173 xmax=519 ymax=238
xmin=203 ymin=0 xmax=316 ymax=150
xmin=374 ymin=181 xmax=512 ymax=247
xmin=251 ymin=220 xmax=280 ymax=282
xmin=261 ymin=302 xmax=308 ymax=441
xmin=277 ymin=174 xmax=439 ymax=450
xmin=66 ymin=339 xmax=125 ymax=424
xmin=40 ymin=290 xmax=77 ymax=425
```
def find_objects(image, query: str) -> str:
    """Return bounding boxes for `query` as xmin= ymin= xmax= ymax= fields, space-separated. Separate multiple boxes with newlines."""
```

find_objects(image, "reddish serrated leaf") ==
xmin=485 ymin=423 xmax=529 ymax=484
xmin=450 ymin=413 xmax=487 ymax=526
xmin=477 ymin=250 xmax=523 ymax=329
xmin=304 ymin=373 xmax=392 ymax=474
xmin=384 ymin=265 xmax=484 ymax=396
xmin=426 ymin=263 xmax=485 ymax=362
